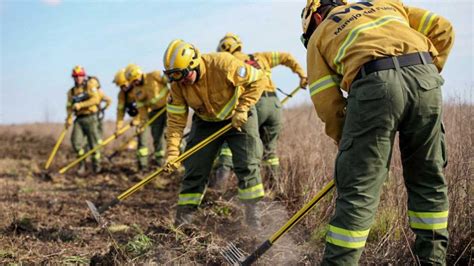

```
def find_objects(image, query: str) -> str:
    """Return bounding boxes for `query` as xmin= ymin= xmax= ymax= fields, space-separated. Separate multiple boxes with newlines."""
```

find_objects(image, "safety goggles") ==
xmin=164 ymin=68 xmax=191 ymax=82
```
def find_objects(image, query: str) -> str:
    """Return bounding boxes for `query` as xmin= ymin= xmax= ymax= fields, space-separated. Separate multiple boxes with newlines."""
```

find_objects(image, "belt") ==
xmin=355 ymin=52 xmax=432 ymax=81
xmin=262 ymin=91 xmax=277 ymax=97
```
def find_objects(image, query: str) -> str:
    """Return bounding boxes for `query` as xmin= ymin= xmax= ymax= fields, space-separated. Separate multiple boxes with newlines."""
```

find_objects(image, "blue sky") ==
xmin=1 ymin=0 xmax=472 ymax=124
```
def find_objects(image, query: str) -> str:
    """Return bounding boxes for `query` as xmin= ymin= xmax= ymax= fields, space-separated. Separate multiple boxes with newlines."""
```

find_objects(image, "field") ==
xmin=0 ymin=102 xmax=471 ymax=265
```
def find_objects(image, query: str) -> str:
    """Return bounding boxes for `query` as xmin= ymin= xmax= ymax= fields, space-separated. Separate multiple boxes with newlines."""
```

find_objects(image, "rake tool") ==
xmin=44 ymin=128 xmax=68 ymax=170
xmin=86 ymin=123 xmax=233 ymax=223
xmin=86 ymin=86 xmax=305 ymax=223
xmin=221 ymin=179 xmax=335 ymax=265
xmin=59 ymin=108 xmax=165 ymax=174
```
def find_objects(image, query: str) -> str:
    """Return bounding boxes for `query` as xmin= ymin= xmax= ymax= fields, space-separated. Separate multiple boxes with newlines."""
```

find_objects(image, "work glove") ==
xmin=115 ymin=121 xmax=124 ymax=132
xmin=163 ymin=153 xmax=180 ymax=173
xmin=65 ymin=116 xmax=73 ymax=129
xmin=300 ymin=76 xmax=308 ymax=89
xmin=72 ymin=103 xmax=82 ymax=111
xmin=231 ymin=109 xmax=248 ymax=131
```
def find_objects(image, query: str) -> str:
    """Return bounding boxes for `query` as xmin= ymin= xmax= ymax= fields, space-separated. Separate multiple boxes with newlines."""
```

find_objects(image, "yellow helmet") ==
xmin=113 ymin=69 xmax=128 ymax=87
xmin=163 ymin=39 xmax=202 ymax=82
xmin=217 ymin=32 xmax=242 ymax=53
xmin=301 ymin=0 xmax=347 ymax=47
xmin=124 ymin=64 xmax=143 ymax=83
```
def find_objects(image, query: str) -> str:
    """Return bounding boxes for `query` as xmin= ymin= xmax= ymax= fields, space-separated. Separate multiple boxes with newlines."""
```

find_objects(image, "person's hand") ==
xmin=73 ymin=103 xmax=82 ymax=111
xmin=231 ymin=110 xmax=248 ymax=131
xmin=164 ymin=154 xmax=180 ymax=173
xmin=300 ymin=76 xmax=308 ymax=89
xmin=65 ymin=117 xmax=73 ymax=129
xmin=115 ymin=121 xmax=124 ymax=131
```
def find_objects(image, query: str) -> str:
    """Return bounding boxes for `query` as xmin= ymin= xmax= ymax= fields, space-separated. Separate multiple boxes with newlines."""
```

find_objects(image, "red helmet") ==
xmin=72 ymin=65 xmax=86 ymax=77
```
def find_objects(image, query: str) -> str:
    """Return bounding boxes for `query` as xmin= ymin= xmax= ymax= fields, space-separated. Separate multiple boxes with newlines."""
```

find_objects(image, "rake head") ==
xmin=220 ymin=242 xmax=246 ymax=265
xmin=86 ymin=200 xmax=106 ymax=227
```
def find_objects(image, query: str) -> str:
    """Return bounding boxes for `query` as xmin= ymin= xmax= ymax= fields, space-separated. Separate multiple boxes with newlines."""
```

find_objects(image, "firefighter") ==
xmin=65 ymin=65 xmax=103 ymax=174
xmin=113 ymin=69 xmax=149 ymax=171
xmin=301 ymin=0 xmax=454 ymax=264
xmin=124 ymin=64 xmax=169 ymax=167
xmin=214 ymin=32 xmax=308 ymax=186
xmin=163 ymin=39 xmax=267 ymax=227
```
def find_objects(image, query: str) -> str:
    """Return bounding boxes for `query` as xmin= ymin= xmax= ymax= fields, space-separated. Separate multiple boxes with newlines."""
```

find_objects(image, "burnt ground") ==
xmin=0 ymin=130 xmax=315 ymax=265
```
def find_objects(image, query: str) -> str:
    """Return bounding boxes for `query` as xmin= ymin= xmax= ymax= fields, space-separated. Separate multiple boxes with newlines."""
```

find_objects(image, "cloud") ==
xmin=41 ymin=0 xmax=61 ymax=6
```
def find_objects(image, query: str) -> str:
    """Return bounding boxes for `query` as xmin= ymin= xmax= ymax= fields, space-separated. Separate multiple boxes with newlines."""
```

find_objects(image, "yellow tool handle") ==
xmin=112 ymin=108 xmax=166 ymax=154
xmin=280 ymin=86 xmax=304 ymax=105
xmin=115 ymin=84 xmax=303 ymax=202
xmin=117 ymin=123 xmax=232 ymax=201
xmin=44 ymin=128 xmax=68 ymax=170
xmin=60 ymin=108 xmax=166 ymax=174
xmin=59 ymin=124 xmax=131 ymax=174
xmin=269 ymin=179 xmax=335 ymax=243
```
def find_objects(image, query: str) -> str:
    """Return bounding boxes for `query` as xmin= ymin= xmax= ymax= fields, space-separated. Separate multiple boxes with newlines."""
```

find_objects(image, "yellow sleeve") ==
xmin=308 ymin=44 xmax=345 ymax=143
xmin=166 ymin=84 xmax=189 ymax=157
xmin=404 ymin=5 xmax=455 ymax=71
xmin=102 ymin=91 xmax=112 ymax=109
xmin=229 ymin=60 xmax=265 ymax=112
xmin=66 ymin=90 xmax=73 ymax=118
xmin=116 ymin=91 xmax=126 ymax=125
xmin=262 ymin=52 xmax=306 ymax=78
xmin=134 ymin=88 xmax=149 ymax=123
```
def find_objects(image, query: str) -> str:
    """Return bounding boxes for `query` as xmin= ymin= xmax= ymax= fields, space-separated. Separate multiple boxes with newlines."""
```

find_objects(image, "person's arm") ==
xmin=65 ymin=90 xmax=73 ymax=127
xmin=166 ymin=84 xmax=188 ymax=159
xmin=403 ymin=5 xmax=455 ymax=71
xmin=75 ymin=79 xmax=101 ymax=109
xmin=308 ymin=45 xmax=345 ymax=144
xmin=116 ymin=91 xmax=126 ymax=129
xmin=102 ymin=91 xmax=112 ymax=109
xmin=229 ymin=61 xmax=266 ymax=113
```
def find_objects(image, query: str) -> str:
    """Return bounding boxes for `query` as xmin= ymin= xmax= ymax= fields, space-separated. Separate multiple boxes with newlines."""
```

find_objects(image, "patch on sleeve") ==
xmin=91 ymin=87 xmax=98 ymax=92
xmin=237 ymin=66 xmax=247 ymax=78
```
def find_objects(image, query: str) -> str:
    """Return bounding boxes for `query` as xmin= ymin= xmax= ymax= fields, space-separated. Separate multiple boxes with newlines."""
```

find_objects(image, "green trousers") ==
xmin=149 ymin=108 xmax=167 ymax=165
xmin=136 ymin=128 xmax=149 ymax=168
xmin=256 ymin=92 xmax=283 ymax=176
xmin=71 ymin=114 xmax=101 ymax=166
xmin=215 ymin=93 xmax=282 ymax=175
xmin=178 ymin=107 xmax=264 ymax=207
xmin=322 ymin=63 xmax=449 ymax=265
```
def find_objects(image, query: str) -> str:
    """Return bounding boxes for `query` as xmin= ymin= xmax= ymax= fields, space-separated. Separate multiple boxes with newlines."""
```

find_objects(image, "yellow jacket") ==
xmin=66 ymin=77 xmax=101 ymax=118
xmin=98 ymin=88 xmax=112 ymax=110
xmin=116 ymin=89 xmax=139 ymax=127
xmin=133 ymin=71 xmax=170 ymax=122
xmin=166 ymin=52 xmax=266 ymax=156
xmin=307 ymin=0 xmax=454 ymax=143
xmin=232 ymin=51 xmax=306 ymax=92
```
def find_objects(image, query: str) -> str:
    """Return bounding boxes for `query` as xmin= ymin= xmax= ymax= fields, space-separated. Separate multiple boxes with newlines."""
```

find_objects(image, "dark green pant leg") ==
xmin=81 ymin=114 xmax=101 ymax=165
xmin=399 ymin=65 xmax=448 ymax=264
xmin=215 ymin=142 xmax=233 ymax=169
xmin=323 ymin=70 xmax=405 ymax=265
xmin=149 ymin=108 xmax=167 ymax=164
xmin=136 ymin=128 xmax=149 ymax=168
xmin=226 ymin=107 xmax=264 ymax=201
xmin=71 ymin=118 xmax=86 ymax=156
xmin=256 ymin=94 xmax=282 ymax=171
xmin=179 ymin=116 xmax=225 ymax=206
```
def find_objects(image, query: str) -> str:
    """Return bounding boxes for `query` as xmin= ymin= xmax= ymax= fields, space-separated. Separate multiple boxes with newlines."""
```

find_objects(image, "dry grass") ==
xmin=0 ymin=100 xmax=471 ymax=264
xmin=277 ymin=100 xmax=473 ymax=264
